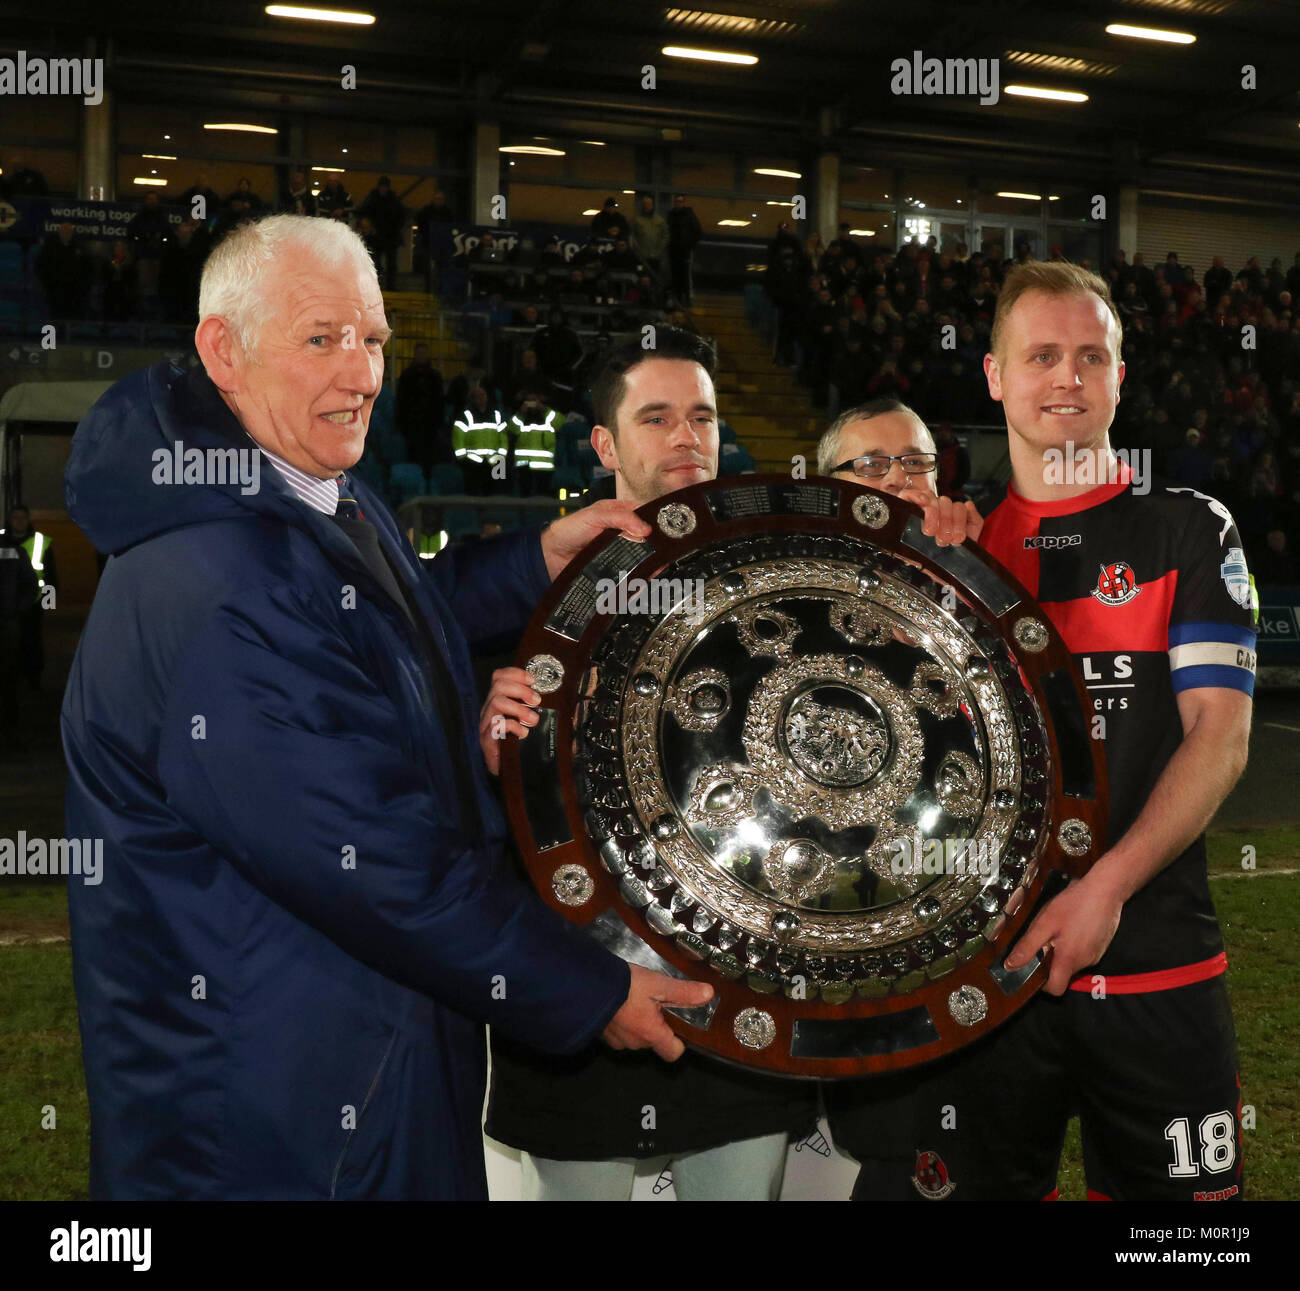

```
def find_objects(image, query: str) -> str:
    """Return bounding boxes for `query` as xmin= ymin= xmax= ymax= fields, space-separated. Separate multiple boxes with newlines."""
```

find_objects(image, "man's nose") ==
xmin=339 ymin=342 xmax=381 ymax=394
xmin=881 ymin=459 xmax=909 ymax=492
xmin=669 ymin=417 xmax=702 ymax=447
xmin=1052 ymin=359 xmax=1085 ymax=388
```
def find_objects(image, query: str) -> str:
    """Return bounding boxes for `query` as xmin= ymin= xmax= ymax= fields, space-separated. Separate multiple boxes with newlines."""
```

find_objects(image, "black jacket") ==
xmin=0 ymin=537 xmax=39 ymax=617
xmin=483 ymin=477 xmax=819 ymax=1160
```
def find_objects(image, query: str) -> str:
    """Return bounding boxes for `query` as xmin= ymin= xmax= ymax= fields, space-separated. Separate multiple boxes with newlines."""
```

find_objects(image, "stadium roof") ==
xmin=7 ymin=0 xmax=1300 ymax=200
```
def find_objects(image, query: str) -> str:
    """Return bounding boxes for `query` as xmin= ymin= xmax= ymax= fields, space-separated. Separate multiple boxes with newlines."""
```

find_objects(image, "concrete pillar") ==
xmin=814 ymin=104 xmax=840 ymax=247
xmin=472 ymin=120 xmax=501 ymax=224
xmin=1117 ymin=185 xmax=1139 ymax=260
xmin=79 ymin=36 xmax=114 ymax=201
xmin=816 ymin=153 xmax=840 ymax=248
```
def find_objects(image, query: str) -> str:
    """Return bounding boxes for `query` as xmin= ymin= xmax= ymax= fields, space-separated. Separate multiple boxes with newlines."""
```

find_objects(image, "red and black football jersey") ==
xmin=982 ymin=462 xmax=1257 ymax=980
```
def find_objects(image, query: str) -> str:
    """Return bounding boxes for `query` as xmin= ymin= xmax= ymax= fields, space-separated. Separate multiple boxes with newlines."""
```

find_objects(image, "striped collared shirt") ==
xmin=247 ymin=434 xmax=343 ymax=516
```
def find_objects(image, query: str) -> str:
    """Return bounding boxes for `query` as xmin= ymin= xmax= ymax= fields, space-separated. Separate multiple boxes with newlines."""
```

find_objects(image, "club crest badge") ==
xmin=913 ymin=1150 xmax=956 ymax=1199
xmin=1092 ymin=561 xmax=1141 ymax=606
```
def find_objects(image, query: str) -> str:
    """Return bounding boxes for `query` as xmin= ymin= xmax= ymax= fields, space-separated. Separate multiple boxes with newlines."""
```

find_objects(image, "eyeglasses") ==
xmin=833 ymin=453 xmax=937 ymax=478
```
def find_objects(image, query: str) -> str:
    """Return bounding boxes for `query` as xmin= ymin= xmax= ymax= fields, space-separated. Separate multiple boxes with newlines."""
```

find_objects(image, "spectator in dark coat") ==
xmin=1255 ymin=529 xmax=1296 ymax=584
xmin=414 ymin=188 xmax=454 ymax=288
xmin=158 ymin=219 xmax=209 ymax=323
xmin=36 ymin=223 xmax=91 ymax=317
xmin=933 ymin=421 xmax=971 ymax=499
xmin=281 ymin=169 xmax=317 ymax=217
xmin=225 ymin=177 xmax=265 ymax=213
xmin=0 ymin=153 xmax=48 ymax=197
xmin=532 ymin=308 xmax=585 ymax=412
xmin=0 ymin=525 xmax=39 ymax=747
xmin=315 ymin=175 xmax=353 ymax=221
xmin=357 ymin=176 xmax=407 ymax=289
xmin=590 ymin=198 xmax=628 ymax=241
xmin=100 ymin=240 xmax=140 ymax=321
xmin=177 ymin=174 xmax=221 ymax=225
xmin=666 ymin=193 xmax=703 ymax=305
xmin=127 ymin=192 xmax=173 ymax=301
xmin=1204 ymin=256 xmax=1233 ymax=309
xmin=396 ymin=342 xmax=447 ymax=467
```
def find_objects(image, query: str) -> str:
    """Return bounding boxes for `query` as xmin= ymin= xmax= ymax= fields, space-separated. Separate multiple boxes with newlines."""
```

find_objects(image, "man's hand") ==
xmin=898 ymin=489 xmax=983 ymax=547
xmin=540 ymin=500 xmax=651 ymax=579
xmin=477 ymin=666 xmax=539 ymax=775
xmin=1004 ymin=871 xmax=1124 ymax=996
xmin=603 ymin=964 xmax=714 ymax=1061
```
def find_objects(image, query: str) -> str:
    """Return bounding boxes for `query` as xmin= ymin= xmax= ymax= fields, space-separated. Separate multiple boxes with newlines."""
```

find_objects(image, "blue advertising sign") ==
xmin=0 ymin=196 xmax=186 ymax=243
xmin=1257 ymin=587 xmax=1300 ymax=665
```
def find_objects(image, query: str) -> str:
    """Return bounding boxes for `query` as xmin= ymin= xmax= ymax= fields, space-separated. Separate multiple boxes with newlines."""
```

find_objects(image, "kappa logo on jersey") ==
xmin=1219 ymin=547 xmax=1252 ymax=610
xmin=1023 ymin=533 xmax=1082 ymax=550
xmin=912 ymin=1150 xmax=956 ymax=1199
xmin=1092 ymin=560 xmax=1141 ymax=606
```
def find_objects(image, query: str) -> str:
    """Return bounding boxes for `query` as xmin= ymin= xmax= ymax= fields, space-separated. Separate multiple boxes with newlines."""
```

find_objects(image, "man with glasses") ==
xmin=817 ymin=397 xmax=983 ymax=547
xmin=816 ymin=397 xmax=983 ymax=1195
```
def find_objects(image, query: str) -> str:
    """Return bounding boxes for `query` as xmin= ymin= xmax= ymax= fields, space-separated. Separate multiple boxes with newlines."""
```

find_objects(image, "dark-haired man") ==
xmin=481 ymin=327 xmax=819 ymax=1200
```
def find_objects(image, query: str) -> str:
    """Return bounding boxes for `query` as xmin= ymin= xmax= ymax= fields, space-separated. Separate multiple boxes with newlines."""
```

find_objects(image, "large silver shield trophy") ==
xmin=502 ymin=476 xmax=1107 ymax=1078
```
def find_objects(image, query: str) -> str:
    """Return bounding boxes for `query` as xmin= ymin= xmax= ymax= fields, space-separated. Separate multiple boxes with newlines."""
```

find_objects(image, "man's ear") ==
xmin=592 ymin=424 xmax=619 ymax=473
xmin=195 ymin=316 xmax=244 ymax=394
xmin=984 ymin=350 xmax=1003 ymax=402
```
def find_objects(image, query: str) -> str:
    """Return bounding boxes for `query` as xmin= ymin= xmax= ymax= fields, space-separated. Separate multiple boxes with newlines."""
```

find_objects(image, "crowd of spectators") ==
xmin=435 ymin=195 xmax=709 ymax=490
xmin=13 ymin=163 xmax=462 ymax=324
xmin=765 ymin=224 xmax=1300 ymax=578
xmin=6 ymin=151 xmax=1299 ymax=574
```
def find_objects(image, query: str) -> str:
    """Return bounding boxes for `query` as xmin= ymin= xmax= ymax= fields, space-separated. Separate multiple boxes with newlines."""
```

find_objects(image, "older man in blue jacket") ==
xmin=61 ymin=214 xmax=710 ymax=1200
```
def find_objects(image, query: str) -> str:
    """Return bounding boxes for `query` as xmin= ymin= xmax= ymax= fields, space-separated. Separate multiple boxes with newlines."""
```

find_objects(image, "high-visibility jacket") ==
xmin=510 ymin=408 xmax=556 ymax=471
xmin=452 ymin=409 xmax=508 ymax=465
xmin=0 ymin=528 xmax=49 ymax=587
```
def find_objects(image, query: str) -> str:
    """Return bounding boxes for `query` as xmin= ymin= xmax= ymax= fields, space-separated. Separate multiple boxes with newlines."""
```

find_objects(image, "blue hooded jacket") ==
xmin=61 ymin=360 xmax=629 ymax=1200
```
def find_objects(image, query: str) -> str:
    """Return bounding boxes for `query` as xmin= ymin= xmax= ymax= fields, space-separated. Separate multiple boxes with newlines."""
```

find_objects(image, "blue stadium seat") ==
xmin=389 ymin=461 xmax=429 ymax=503
xmin=574 ymin=441 xmax=600 ymax=483
xmin=430 ymin=463 xmax=465 ymax=494
xmin=720 ymin=443 xmax=756 ymax=476
xmin=718 ymin=421 xmax=737 ymax=445
xmin=373 ymin=426 xmax=407 ymax=465
xmin=0 ymin=243 xmax=23 ymax=282
xmin=557 ymin=420 xmax=591 ymax=469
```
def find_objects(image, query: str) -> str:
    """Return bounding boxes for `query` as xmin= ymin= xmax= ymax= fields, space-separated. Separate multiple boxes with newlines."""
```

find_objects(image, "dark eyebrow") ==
xmin=633 ymin=400 xmax=717 ymax=417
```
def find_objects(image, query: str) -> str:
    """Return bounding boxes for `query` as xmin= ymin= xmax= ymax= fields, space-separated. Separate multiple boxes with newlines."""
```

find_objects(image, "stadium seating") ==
xmin=430 ymin=463 xmax=465 ymax=493
xmin=388 ymin=461 xmax=429 ymax=504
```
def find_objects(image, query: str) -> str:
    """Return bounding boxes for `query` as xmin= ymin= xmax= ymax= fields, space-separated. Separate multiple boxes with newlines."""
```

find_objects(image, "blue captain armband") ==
xmin=1168 ymin=621 xmax=1257 ymax=696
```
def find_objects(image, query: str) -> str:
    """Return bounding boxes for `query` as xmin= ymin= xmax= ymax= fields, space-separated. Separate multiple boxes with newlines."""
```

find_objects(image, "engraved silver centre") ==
xmin=783 ymin=685 xmax=891 ymax=788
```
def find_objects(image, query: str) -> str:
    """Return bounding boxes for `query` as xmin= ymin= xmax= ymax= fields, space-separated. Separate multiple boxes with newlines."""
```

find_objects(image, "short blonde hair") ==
xmin=199 ymin=214 xmax=378 ymax=357
xmin=991 ymin=260 xmax=1122 ymax=361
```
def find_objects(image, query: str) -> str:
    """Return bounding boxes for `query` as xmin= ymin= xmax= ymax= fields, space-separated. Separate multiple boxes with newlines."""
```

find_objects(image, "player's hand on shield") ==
xmin=540 ymin=499 xmax=652 ymax=579
xmin=603 ymin=964 xmax=714 ymax=1061
xmin=478 ymin=667 xmax=540 ymax=775
xmin=898 ymin=489 xmax=984 ymax=547
xmin=1004 ymin=872 xmax=1124 ymax=996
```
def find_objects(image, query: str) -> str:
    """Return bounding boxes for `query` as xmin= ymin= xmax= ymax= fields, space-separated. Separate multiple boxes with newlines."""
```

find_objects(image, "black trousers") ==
xmin=828 ymin=976 xmax=1243 ymax=1201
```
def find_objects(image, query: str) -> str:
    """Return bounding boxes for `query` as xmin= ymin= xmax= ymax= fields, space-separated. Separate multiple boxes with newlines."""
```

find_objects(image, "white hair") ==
xmin=198 ymin=214 xmax=378 ymax=358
